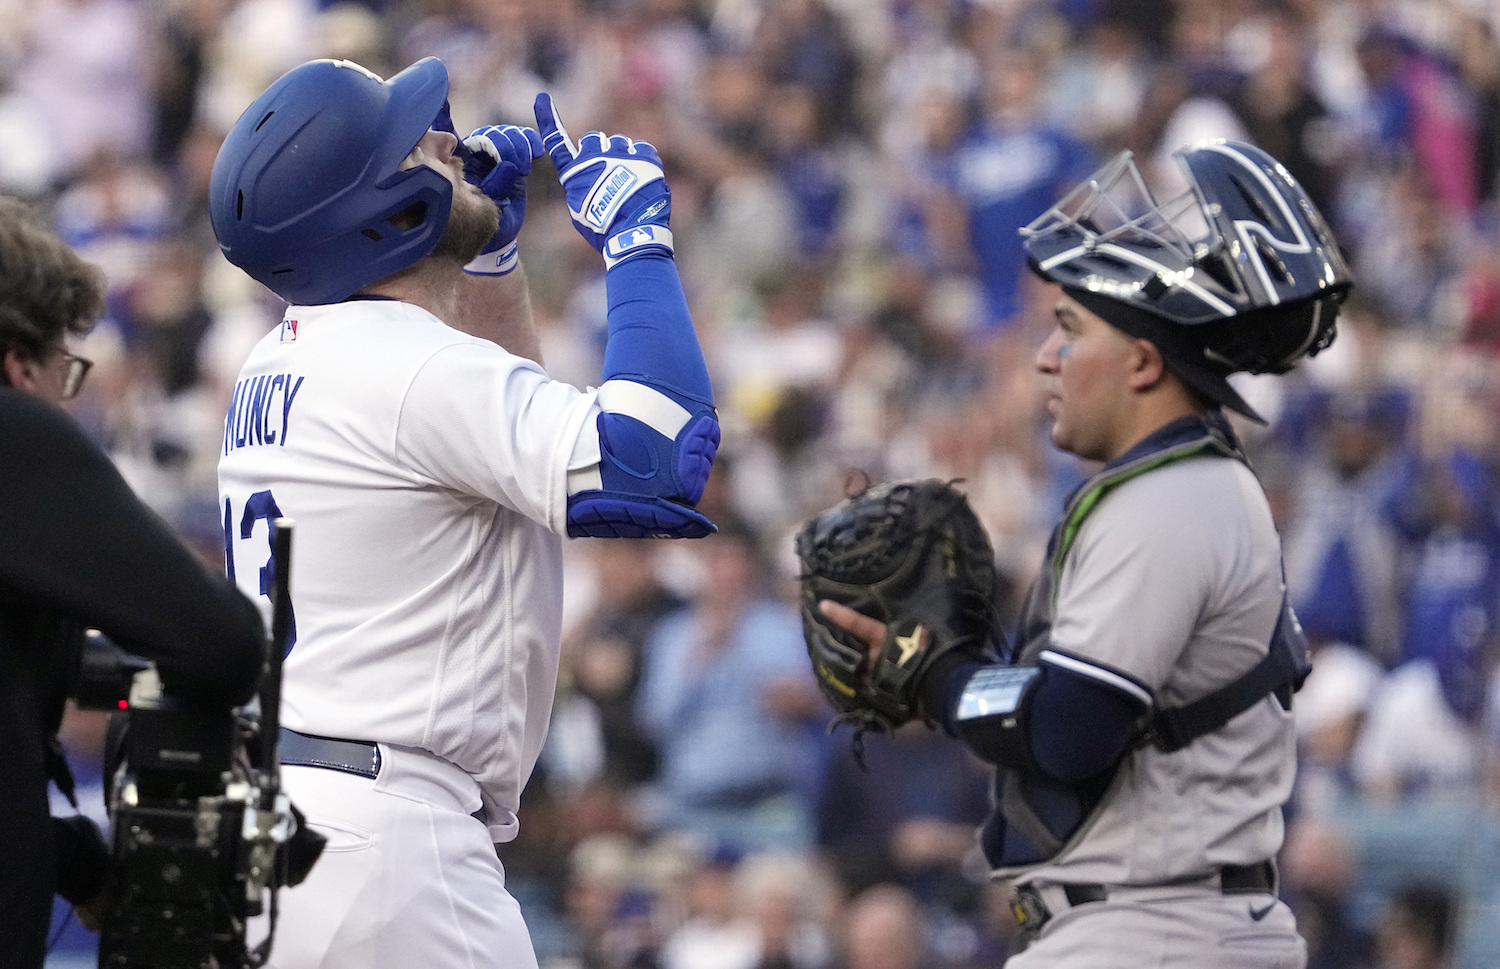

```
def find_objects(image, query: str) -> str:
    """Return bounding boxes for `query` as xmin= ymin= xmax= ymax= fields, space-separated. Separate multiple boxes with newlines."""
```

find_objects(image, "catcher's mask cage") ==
xmin=209 ymin=57 xmax=454 ymax=306
xmin=1020 ymin=140 xmax=1352 ymax=422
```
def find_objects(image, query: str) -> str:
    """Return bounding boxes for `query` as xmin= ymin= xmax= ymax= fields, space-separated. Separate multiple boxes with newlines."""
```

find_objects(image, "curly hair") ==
xmin=0 ymin=195 xmax=105 ymax=362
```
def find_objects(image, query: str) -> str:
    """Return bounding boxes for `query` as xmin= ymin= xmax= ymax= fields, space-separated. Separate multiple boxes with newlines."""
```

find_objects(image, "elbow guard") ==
xmin=565 ymin=379 xmax=720 ymax=538
xmin=954 ymin=651 xmax=1152 ymax=780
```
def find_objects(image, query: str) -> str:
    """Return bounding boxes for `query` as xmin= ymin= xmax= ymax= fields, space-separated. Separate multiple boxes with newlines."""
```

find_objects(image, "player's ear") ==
xmin=1125 ymin=337 xmax=1167 ymax=392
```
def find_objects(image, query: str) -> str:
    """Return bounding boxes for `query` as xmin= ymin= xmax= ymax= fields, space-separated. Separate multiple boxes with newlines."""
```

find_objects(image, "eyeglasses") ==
xmin=57 ymin=350 xmax=92 ymax=400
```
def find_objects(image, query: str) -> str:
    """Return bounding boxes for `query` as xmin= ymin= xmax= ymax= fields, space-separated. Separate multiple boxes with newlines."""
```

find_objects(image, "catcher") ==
xmin=798 ymin=142 xmax=1350 ymax=969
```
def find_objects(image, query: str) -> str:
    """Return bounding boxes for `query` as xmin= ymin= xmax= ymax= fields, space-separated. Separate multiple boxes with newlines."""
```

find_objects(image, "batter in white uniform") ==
xmin=209 ymin=56 xmax=717 ymax=969
xmin=820 ymin=141 xmax=1352 ymax=968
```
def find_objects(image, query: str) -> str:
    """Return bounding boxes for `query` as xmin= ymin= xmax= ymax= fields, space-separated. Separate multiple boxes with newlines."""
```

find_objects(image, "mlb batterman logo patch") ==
xmin=279 ymin=318 xmax=299 ymax=343
xmin=605 ymin=226 xmax=672 ymax=260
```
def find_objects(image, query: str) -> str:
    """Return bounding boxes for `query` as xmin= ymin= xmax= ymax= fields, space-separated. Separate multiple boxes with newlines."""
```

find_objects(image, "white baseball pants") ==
xmin=251 ymin=745 xmax=538 ymax=969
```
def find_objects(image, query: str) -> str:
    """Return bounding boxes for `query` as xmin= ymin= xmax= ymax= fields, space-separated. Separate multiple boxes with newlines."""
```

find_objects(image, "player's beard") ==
xmin=430 ymin=189 xmax=500 ymax=264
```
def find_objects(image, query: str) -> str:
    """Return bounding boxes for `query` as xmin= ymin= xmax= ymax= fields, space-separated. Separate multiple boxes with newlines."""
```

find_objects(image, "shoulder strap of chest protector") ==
xmin=1146 ymin=592 xmax=1310 ymax=752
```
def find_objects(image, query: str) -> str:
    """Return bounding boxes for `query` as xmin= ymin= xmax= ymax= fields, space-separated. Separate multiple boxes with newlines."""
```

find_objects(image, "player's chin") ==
xmin=1046 ymin=414 xmax=1073 ymax=452
xmin=1044 ymin=398 xmax=1064 ymax=431
xmin=434 ymin=194 xmax=500 ymax=262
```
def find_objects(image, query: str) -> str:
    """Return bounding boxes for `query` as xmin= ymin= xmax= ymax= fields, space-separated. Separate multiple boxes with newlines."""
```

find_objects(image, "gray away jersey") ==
xmin=1017 ymin=457 xmax=1297 ymax=886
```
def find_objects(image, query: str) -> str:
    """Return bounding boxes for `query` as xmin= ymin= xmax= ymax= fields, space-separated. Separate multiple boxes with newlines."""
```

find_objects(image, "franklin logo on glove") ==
xmin=586 ymin=166 xmax=639 ymax=227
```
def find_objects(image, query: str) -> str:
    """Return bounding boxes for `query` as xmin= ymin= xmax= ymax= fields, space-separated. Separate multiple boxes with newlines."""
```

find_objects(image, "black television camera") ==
xmin=73 ymin=519 xmax=323 ymax=969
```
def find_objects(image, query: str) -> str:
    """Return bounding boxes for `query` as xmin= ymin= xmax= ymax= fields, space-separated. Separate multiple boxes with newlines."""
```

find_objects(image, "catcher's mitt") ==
xmin=795 ymin=478 xmax=999 ymax=735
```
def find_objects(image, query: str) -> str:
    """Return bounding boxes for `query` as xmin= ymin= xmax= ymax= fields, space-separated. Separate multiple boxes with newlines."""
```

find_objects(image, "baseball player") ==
xmin=209 ymin=57 xmax=717 ymax=969
xmin=819 ymin=141 xmax=1351 ymax=968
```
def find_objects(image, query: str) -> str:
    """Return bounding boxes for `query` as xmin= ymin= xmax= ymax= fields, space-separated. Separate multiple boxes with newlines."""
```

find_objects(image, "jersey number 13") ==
xmin=223 ymin=489 xmax=297 ymax=656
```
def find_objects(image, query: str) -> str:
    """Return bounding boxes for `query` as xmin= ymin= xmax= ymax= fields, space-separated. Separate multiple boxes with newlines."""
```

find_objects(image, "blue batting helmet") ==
xmin=209 ymin=57 xmax=453 ymax=305
xmin=1021 ymin=140 xmax=1352 ymax=422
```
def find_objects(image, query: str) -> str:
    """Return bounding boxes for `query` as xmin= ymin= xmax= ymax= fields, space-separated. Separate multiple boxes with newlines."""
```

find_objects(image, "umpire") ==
xmin=0 ymin=196 xmax=265 ymax=969
xmin=812 ymin=141 xmax=1351 ymax=968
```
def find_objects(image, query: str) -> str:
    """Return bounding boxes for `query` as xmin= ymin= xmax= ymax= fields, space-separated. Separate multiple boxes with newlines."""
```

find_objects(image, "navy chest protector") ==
xmin=981 ymin=414 xmax=1311 ymax=873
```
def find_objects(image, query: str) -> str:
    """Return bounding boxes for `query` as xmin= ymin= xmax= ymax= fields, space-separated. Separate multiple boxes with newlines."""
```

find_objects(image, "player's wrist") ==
xmin=923 ymin=652 xmax=987 ymax=733
xmin=602 ymin=226 xmax=672 ymax=269
xmin=465 ymin=242 xmax=520 ymax=276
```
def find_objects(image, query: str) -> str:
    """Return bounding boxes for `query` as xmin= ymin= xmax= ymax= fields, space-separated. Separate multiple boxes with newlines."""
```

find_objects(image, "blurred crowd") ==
xmin=16 ymin=0 xmax=1500 ymax=966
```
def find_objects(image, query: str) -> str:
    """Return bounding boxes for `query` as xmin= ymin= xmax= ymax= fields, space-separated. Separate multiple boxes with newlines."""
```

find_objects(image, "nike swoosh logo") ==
xmin=1249 ymin=900 xmax=1277 ymax=922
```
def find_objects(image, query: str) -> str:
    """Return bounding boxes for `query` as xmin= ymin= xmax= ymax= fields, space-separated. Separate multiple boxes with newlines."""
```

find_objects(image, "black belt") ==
xmin=279 ymin=727 xmax=381 ymax=779
xmin=1219 ymin=861 xmax=1278 ymax=895
xmin=276 ymin=730 xmax=490 ymax=823
xmin=1011 ymin=861 xmax=1277 ymax=940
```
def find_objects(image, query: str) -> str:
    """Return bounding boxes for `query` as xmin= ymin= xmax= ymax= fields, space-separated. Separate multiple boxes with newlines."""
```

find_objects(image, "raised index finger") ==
xmin=532 ymin=92 xmax=577 ymax=171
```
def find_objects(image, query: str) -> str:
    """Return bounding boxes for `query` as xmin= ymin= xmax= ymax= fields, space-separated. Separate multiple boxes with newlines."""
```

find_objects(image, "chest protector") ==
xmin=981 ymin=414 xmax=1311 ymax=875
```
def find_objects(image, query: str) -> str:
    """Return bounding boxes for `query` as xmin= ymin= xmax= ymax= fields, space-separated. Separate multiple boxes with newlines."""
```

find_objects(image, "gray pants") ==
xmin=1007 ymin=889 xmax=1306 ymax=969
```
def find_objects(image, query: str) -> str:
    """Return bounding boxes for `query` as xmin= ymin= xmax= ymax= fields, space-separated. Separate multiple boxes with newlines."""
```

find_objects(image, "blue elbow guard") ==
xmin=566 ymin=379 xmax=720 ymax=539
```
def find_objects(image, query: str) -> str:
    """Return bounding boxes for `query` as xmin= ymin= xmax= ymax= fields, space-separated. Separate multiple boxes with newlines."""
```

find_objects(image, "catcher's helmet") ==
xmin=209 ymin=57 xmax=453 ymax=305
xmin=1021 ymin=140 xmax=1352 ymax=422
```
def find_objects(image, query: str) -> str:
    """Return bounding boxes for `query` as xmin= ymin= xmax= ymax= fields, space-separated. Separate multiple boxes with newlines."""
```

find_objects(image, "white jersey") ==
xmin=219 ymin=299 xmax=600 ymax=842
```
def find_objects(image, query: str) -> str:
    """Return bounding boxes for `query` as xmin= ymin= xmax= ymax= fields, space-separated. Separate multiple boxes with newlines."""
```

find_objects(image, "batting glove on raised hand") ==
xmin=462 ymin=124 xmax=545 ymax=276
xmin=534 ymin=92 xmax=673 ymax=269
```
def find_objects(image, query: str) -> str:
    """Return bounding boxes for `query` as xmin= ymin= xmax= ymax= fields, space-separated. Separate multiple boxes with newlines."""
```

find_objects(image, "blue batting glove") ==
xmin=462 ymin=124 xmax=544 ymax=276
xmin=434 ymin=101 xmax=483 ymax=176
xmin=435 ymin=101 xmax=486 ymax=174
xmin=534 ymin=92 xmax=673 ymax=269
